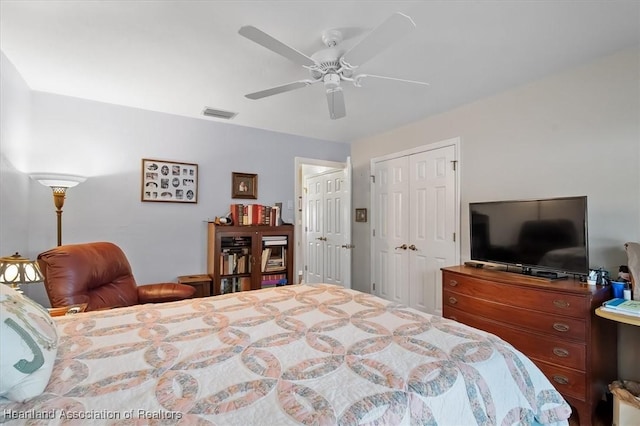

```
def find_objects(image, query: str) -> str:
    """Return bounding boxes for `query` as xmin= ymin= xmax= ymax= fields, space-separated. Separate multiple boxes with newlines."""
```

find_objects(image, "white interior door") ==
xmin=305 ymin=174 xmax=324 ymax=284
xmin=372 ymin=156 xmax=409 ymax=305
xmin=324 ymin=168 xmax=350 ymax=287
xmin=341 ymin=158 xmax=352 ymax=288
xmin=303 ymin=162 xmax=352 ymax=287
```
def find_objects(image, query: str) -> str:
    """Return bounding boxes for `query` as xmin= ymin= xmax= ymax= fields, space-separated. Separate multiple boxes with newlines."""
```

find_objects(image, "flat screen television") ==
xmin=469 ymin=196 xmax=588 ymax=277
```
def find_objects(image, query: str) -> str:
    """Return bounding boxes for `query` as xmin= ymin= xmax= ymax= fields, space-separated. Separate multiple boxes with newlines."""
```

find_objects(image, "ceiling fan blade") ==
xmin=326 ymin=87 xmax=346 ymax=120
xmin=245 ymin=80 xmax=317 ymax=100
xmin=354 ymin=74 xmax=430 ymax=87
xmin=239 ymin=26 xmax=316 ymax=67
xmin=342 ymin=12 xmax=415 ymax=68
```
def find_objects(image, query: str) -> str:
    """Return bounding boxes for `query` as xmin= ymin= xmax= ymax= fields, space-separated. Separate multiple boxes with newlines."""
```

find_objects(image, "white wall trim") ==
xmin=294 ymin=156 xmax=348 ymax=283
xmin=369 ymin=137 xmax=461 ymax=163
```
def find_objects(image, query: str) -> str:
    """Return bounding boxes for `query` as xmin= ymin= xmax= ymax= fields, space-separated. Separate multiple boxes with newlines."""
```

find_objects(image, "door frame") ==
xmin=294 ymin=157 xmax=350 ymax=285
xmin=369 ymin=137 xmax=462 ymax=295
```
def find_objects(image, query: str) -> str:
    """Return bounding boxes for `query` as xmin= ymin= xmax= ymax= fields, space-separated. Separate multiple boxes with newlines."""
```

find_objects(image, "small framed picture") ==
xmin=141 ymin=159 xmax=198 ymax=203
xmin=355 ymin=208 xmax=367 ymax=222
xmin=232 ymin=172 xmax=257 ymax=199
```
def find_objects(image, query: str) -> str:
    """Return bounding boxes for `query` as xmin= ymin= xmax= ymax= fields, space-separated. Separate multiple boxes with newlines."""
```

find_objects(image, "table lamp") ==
xmin=0 ymin=252 xmax=44 ymax=293
xmin=31 ymin=173 xmax=87 ymax=246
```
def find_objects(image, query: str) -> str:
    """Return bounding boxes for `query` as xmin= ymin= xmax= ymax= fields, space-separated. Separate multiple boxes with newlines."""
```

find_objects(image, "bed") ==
xmin=1 ymin=284 xmax=571 ymax=425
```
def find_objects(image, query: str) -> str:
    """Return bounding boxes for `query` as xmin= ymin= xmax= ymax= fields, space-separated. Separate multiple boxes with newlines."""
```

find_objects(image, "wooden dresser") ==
xmin=442 ymin=265 xmax=617 ymax=425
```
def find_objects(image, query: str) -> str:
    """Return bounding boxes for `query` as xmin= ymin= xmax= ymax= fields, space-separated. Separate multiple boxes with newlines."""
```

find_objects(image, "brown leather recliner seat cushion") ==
xmin=38 ymin=242 xmax=195 ymax=311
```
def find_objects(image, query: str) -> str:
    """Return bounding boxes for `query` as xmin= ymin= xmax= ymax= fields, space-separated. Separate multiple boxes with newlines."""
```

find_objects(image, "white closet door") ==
xmin=372 ymin=142 xmax=458 ymax=315
xmin=409 ymin=145 xmax=456 ymax=315
xmin=373 ymin=156 xmax=410 ymax=305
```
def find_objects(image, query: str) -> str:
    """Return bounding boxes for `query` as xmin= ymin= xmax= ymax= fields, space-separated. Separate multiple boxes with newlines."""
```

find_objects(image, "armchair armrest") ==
xmin=137 ymin=283 xmax=196 ymax=304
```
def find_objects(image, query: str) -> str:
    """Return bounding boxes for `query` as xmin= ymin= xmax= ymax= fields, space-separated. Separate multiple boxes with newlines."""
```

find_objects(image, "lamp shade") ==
xmin=31 ymin=173 xmax=87 ymax=188
xmin=30 ymin=173 xmax=87 ymax=247
xmin=0 ymin=253 xmax=44 ymax=290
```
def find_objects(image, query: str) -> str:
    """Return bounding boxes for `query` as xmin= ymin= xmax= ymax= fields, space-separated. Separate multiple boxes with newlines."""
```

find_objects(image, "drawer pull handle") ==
xmin=553 ymin=348 xmax=570 ymax=358
xmin=552 ymin=375 xmax=569 ymax=385
xmin=448 ymin=296 xmax=458 ymax=305
xmin=448 ymin=280 xmax=458 ymax=287
xmin=552 ymin=323 xmax=570 ymax=332
xmin=553 ymin=299 xmax=570 ymax=309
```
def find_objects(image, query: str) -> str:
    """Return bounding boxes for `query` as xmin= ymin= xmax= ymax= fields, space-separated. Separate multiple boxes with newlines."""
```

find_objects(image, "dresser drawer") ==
xmin=444 ymin=306 xmax=586 ymax=370
xmin=443 ymin=272 xmax=589 ymax=318
xmin=535 ymin=361 xmax=587 ymax=401
xmin=443 ymin=290 xmax=586 ymax=341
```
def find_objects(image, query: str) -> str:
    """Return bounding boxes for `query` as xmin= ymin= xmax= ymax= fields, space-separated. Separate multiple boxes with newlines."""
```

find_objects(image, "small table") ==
xmin=595 ymin=307 xmax=640 ymax=327
xmin=595 ymin=306 xmax=640 ymax=425
xmin=48 ymin=303 xmax=88 ymax=317
xmin=177 ymin=274 xmax=212 ymax=298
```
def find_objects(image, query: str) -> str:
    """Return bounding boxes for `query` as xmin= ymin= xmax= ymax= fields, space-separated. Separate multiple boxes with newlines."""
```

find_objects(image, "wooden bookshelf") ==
xmin=207 ymin=223 xmax=293 ymax=295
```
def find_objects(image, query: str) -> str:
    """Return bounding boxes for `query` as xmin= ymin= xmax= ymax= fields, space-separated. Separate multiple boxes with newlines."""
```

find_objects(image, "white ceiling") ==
xmin=1 ymin=1 xmax=638 ymax=143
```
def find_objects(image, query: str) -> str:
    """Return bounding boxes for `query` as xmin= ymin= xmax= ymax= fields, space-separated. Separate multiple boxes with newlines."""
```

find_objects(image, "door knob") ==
xmin=395 ymin=244 xmax=407 ymax=250
xmin=316 ymin=237 xmax=327 ymax=241
xmin=408 ymin=244 xmax=417 ymax=251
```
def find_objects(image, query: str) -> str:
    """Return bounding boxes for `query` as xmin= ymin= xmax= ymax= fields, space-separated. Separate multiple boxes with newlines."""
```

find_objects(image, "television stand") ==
xmin=521 ymin=266 xmax=568 ymax=280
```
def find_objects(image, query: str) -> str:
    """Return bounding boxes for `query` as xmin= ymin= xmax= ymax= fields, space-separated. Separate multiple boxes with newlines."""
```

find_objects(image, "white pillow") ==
xmin=0 ymin=284 xmax=58 ymax=402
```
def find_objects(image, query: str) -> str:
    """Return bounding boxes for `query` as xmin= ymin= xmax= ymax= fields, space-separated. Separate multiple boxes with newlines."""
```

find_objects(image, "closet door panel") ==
xmin=374 ymin=157 xmax=409 ymax=305
xmin=409 ymin=153 xmax=429 ymax=311
xmin=423 ymin=146 xmax=456 ymax=316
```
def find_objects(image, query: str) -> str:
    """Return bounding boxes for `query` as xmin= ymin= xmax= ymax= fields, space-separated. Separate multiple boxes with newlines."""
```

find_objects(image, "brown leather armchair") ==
xmin=37 ymin=242 xmax=196 ymax=311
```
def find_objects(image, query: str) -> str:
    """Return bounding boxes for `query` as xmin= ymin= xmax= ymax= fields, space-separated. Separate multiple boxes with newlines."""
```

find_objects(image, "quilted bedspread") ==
xmin=1 ymin=284 xmax=571 ymax=425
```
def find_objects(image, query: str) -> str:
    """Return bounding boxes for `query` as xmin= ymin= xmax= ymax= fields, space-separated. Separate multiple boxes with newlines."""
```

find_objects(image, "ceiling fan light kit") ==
xmin=239 ymin=12 xmax=429 ymax=120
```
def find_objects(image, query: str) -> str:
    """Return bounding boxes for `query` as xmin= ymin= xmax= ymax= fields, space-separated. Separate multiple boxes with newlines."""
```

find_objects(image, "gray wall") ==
xmin=351 ymin=47 xmax=640 ymax=379
xmin=0 ymin=52 xmax=350 ymax=307
xmin=0 ymin=53 xmax=32 ymax=259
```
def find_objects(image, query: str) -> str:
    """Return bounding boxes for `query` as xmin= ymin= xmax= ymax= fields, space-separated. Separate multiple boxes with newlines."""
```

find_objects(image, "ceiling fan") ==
xmin=238 ymin=12 xmax=429 ymax=120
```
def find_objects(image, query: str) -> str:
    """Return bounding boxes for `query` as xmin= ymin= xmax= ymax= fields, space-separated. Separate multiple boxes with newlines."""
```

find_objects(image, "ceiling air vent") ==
xmin=202 ymin=107 xmax=237 ymax=120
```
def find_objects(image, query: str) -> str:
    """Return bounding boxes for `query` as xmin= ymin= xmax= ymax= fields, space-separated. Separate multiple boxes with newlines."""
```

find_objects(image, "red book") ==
xmin=252 ymin=204 xmax=260 ymax=225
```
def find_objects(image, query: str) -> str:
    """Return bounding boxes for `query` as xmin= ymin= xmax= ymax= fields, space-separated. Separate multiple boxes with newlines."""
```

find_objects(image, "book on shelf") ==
xmin=219 ymin=250 xmax=250 ymax=274
xmin=265 ymin=266 xmax=286 ymax=272
xmin=261 ymin=273 xmax=287 ymax=288
xmin=263 ymin=240 xmax=287 ymax=246
xmin=221 ymin=277 xmax=252 ymax=294
xmin=229 ymin=203 xmax=283 ymax=226
xmin=272 ymin=205 xmax=281 ymax=226
xmin=262 ymin=272 xmax=286 ymax=279
xmin=601 ymin=298 xmax=640 ymax=317
xmin=261 ymin=277 xmax=288 ymax=288
xmin=221 ymin=278 xmax=234 ymax=294
xmin=261 ymin=248 xmax=271 ymax=272
xmin=221 ymin=236 xmax=251 ymax=247
xmin=264 ymin=246 xmax=286 ymax=271
xmin=240 ymin=277 xmax=252 ymax=292
xmin=263 ymin=235 xmax=287 ymax=245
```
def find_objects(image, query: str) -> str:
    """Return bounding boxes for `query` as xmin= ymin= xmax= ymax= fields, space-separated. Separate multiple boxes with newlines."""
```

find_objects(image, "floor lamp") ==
xmin=31 ymin=173 xmax=87 ymax=246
